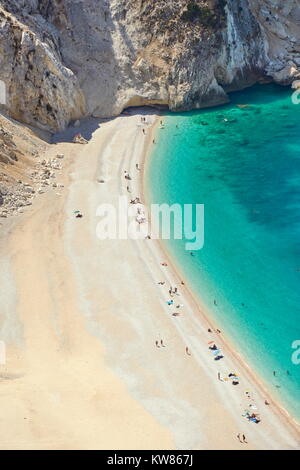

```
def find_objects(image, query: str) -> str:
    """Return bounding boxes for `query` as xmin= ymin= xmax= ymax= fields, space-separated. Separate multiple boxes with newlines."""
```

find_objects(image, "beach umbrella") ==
xmin=213 ymin=349 xmax=221 ymax=356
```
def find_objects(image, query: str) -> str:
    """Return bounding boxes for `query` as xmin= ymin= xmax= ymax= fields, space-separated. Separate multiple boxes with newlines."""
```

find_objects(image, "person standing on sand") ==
xmin=186 ymin=347 xmax=191 ymax=356
xmin=161 ymin=340 xmax=166 ymax=347
xmin=242 ymin=434 xmax=247 ymax=444
xmin=155 ymin=341 xmax=160 ymax=348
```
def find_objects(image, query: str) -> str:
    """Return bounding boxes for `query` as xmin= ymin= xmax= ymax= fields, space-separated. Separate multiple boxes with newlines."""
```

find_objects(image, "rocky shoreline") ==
xmin=0 ymin=114 xmax=66 ymax=219
xmin=0 ymin=154 xmax=65 ymax=219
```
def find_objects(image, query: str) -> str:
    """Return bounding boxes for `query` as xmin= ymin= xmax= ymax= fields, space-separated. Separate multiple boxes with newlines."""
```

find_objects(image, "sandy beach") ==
xmin=0 ymin=111 xmax=299 ymax=450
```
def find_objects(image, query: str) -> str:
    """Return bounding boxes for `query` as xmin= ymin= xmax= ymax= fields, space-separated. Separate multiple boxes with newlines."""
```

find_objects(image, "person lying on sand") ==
xmin=130 ymin=197 xmax=141 ymax=204
xmin=214 ymin=355 xmax=224 ymax=361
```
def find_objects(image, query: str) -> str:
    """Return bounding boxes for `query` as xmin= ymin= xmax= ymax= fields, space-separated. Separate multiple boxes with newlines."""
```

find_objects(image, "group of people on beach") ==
xmin=125 ymin=114 xmax=273 ymax=446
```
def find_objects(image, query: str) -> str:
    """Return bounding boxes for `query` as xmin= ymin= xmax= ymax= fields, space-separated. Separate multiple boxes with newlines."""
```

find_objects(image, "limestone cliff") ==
xmin=0 ymin=0 xmax=299 ymax=131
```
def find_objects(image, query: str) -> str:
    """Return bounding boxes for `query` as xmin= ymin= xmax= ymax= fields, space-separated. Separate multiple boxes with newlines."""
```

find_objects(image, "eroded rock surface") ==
xmin=0 ymin=0 xmax=299 ymax=130
xmin=0 ymin=112 xmax=66 ymax=219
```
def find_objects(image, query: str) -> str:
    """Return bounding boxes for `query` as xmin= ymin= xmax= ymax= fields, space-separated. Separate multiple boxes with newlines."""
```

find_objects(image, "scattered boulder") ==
xmin=292 ymin=80 xmax=300 ymax=89
xmin=73 ymin=133 xmax=88 ymax=144
xmin=273 ymin=64 xmax=300 ymax=86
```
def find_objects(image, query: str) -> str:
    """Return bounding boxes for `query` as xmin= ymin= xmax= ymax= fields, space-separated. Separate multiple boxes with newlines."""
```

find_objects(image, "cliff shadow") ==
xmin=51 ymin=116 xmax=116 ymax=144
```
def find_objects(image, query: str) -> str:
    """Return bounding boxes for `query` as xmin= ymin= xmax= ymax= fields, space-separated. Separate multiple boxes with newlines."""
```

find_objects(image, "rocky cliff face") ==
xmin=0 ymin=0 xmax=299 ymax=132
xmin=0 ymin=0 xmax=85 ymax=132
xmin=0 ymin=112 xmax=51 ymax=219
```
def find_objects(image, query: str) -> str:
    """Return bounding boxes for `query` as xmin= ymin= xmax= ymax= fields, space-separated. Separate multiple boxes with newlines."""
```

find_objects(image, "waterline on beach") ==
xmin=146 ymin=84 xmax=300 ymax=421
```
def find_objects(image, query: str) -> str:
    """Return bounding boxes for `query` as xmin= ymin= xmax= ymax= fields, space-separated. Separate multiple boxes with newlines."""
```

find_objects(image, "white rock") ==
xmin=292 ymin=80 xmax=300 ymax=89
xmin=1 ymin=0 xmax=300 ymax=128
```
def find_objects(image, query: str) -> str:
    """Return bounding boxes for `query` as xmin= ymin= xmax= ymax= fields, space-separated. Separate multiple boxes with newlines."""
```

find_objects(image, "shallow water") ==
xmin=146 ymin=84 xmax=300 ymax=420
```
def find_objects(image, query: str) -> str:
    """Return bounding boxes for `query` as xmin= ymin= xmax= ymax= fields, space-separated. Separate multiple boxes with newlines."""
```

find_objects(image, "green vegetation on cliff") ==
xmin=181 ymin=1 xmax=227 ymax=28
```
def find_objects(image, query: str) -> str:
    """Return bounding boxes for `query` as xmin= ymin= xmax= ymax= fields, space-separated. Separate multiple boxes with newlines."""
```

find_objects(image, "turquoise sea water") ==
xmin=146 ymin=84 xmax=300 ymax=420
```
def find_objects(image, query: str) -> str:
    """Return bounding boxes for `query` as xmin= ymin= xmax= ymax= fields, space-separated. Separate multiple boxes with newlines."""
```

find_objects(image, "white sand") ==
xmin=0 ymin=111 xmax=299 ymax=449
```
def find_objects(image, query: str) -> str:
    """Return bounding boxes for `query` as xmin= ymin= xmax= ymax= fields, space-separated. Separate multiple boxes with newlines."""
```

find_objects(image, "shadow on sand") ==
xmin=51 ymin=106 xmax=166 ymax=144
xmin=51 ymin=117 xmax=105 ymax=144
